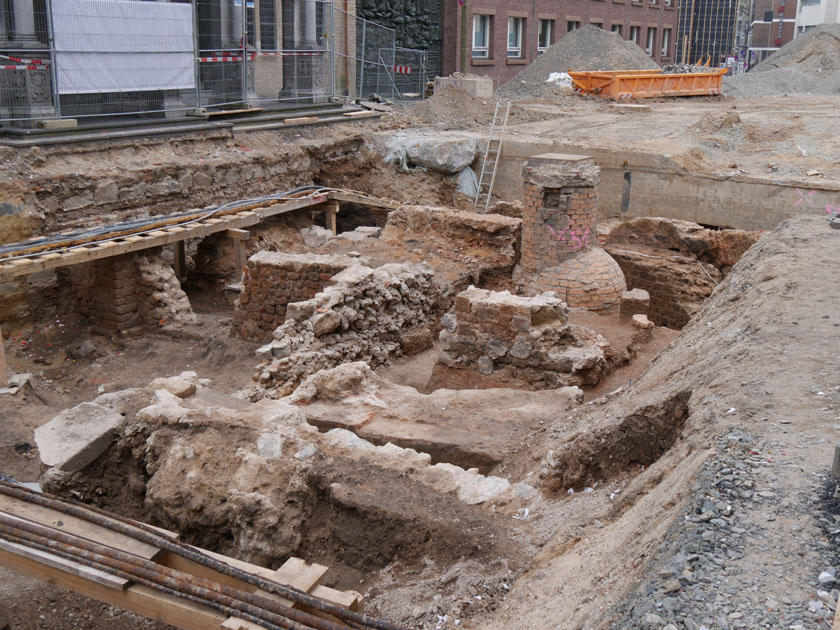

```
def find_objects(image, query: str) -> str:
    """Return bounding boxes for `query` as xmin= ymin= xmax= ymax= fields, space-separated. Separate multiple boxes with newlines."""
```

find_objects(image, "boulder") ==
xmin=386 ymin=134 xmax=478 ymax=174
xmin=35 ymin=402 xmax=124 ymax=472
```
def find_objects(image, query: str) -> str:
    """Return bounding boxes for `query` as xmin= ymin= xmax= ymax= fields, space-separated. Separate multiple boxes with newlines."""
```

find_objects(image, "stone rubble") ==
xmin=253 ymin=261 xmax=440 ymax=398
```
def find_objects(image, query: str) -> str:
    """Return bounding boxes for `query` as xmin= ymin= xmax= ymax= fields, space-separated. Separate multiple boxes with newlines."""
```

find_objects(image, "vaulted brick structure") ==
xmin=515 ymin=153 xmax=626 ymax=312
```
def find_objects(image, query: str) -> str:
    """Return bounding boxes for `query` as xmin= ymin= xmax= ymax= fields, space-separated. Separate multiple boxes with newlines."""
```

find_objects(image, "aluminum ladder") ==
xmin=474 ymin=100 xmax=511 ymax=211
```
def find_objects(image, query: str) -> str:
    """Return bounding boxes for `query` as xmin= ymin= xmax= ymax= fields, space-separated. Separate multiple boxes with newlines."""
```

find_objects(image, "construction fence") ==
xmin=0 ymin=0 xmax=427 ymax=126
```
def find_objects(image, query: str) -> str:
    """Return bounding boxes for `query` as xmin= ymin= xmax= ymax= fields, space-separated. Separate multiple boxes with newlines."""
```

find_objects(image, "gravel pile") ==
xmin=611 ymin=428 xmax=840 ymax=630
xmin=725 ymin=24 xmax=840 ymax=96
xmin=498 ymin=26 xmax=659 ymax=99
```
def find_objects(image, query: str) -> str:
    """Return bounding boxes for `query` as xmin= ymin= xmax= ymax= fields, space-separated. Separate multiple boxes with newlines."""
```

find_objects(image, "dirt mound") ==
xmin=753 ymin=23 xmax=840 ymax=73
xmin=498 ymin=26 xmax=659 ymax=99
xmin=724 ymin=24 xmax=840 ymax=96
xmin=383 ymin=88 xmax=562 ymax=130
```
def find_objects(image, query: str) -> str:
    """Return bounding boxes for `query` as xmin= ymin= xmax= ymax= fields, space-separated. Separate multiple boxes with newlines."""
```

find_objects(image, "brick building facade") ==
xmin=441 ymin=0 xmax=679 ymax=87
xmin=748 ymin=0 xmax=798 ymax=66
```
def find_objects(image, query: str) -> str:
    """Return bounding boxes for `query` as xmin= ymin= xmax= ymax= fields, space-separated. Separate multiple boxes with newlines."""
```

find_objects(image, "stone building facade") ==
xmin=441 ymin=0 xmax=679 ymax=86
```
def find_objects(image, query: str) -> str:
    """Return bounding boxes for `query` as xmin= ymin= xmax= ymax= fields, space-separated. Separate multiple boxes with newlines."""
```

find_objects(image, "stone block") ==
xmin=632 ymin=314 xmax=655 ymax=329
xmin=434 ymin=75 xmax=494 ymax=98
xmin=620 ymin=288 xmax=650 ymax=321
xmin=35 ymin=402 xmax=124 ymax=472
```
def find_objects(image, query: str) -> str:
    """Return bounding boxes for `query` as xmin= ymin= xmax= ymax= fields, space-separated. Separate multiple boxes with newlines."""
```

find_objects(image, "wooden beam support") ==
xmin=0 ymin=324 xmax=7 ymax=386
xmin=325 ymin=200 xmax=340 ymax=235
xmin=233 ymin=238 xmax=247 ymax=286
xmin=174 ymin=241 xmax=187 ymax=281
xmin=224 ymin=229 xmax=251 ymax=240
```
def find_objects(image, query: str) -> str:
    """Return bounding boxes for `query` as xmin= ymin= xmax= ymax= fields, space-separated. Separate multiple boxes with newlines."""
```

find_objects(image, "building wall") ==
xmin=795 ymin=0 xmax=840 ymax=35
xmin=748 ymin=0 xmax=798 ymax=64
xmin=676 ymin=0 xmax=744 ymax=65
xmin=442 ymin=0 xmax=678 ymax=87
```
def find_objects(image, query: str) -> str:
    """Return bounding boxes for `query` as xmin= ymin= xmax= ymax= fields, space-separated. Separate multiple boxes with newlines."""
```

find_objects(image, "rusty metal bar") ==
xmin=0 ymin=521 xmax=294 ymax=630
xmin=0 ymin=480 xmax=401 ymax=630
xmin=0 ymin=514 xmax=345 ymax=630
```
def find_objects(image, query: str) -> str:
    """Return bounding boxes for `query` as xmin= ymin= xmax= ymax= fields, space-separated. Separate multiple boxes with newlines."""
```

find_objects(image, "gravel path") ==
xmin=611 ymin=426 xmax=840 ymax=630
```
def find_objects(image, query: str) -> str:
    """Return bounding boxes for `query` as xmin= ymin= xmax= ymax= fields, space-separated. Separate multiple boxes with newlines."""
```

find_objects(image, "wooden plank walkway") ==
xmin=0 ymin=189 xmax=392 ymax=283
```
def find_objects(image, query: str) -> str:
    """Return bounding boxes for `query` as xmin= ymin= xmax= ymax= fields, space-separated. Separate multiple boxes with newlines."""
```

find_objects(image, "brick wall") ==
xmin=71 ymin=251 xmax=195 ymax=334
xmin=231 ymin=252 xmax=352 ymax=343
xmin=443 ymin=1 xmax=678 ymax=85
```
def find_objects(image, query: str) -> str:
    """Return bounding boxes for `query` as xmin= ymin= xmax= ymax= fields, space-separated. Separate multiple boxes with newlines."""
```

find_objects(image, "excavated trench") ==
xmin=4 ymin=130 xmax=771 ymax=628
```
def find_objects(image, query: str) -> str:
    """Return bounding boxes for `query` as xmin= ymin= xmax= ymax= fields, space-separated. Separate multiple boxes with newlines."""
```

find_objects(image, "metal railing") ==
xmin=0 ymin=0 xmax=426 ymax=126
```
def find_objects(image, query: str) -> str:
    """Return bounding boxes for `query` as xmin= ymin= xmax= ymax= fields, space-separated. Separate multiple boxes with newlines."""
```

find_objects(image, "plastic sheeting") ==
xmin=52 ymin=0 xmax=195 ymax=94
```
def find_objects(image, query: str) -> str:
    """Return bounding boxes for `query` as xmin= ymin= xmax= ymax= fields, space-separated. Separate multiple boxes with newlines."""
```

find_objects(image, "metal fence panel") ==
xmin=0 ymin=0 xmax=428 ymax=125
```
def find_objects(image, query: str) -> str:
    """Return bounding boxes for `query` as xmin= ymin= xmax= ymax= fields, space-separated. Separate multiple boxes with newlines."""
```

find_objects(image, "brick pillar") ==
xmin=517 ymin=153 xmax=626 ymax=313
xmin=90 ymin=254 xmax=139 ymax=333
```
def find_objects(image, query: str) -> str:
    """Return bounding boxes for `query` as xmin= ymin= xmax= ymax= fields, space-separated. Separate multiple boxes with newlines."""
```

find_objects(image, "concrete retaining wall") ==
xmin=492 ymin=138 xmax=840 ymax=231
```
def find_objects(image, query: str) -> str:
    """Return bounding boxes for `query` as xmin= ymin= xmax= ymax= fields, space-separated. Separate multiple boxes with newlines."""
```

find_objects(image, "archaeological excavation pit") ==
xmin=3 ymin=89 xmax=831 ymax=630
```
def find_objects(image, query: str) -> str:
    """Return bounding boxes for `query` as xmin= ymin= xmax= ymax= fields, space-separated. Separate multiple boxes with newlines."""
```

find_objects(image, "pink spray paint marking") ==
xmin=794 ymin=188 xmax=816 ymax=208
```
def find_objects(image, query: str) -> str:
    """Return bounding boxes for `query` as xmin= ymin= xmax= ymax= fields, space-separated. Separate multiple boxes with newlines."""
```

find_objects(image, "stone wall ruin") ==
xmin=429 ymin=287 xmax=610 ymax=391
xmin=253 ymin=261 xmax=440 ymax=398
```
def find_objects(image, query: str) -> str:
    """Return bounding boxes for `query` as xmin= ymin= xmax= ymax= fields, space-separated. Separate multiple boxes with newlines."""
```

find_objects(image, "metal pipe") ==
xmin=0 ymin=523 xmax=298 ymax=630
xmin=0 ymin=480 xmax=403 ymax=630
xmin=0 ymin=514 xmax=348 ymax=630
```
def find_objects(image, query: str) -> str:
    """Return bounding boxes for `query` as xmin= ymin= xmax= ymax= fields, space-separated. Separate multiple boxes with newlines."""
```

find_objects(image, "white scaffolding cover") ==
xmin=52 ymin=0 xmax=195 ymax=94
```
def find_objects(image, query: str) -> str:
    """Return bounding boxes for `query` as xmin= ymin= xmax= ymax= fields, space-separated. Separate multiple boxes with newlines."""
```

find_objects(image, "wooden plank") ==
xmin=165 ymin=227 xmax=187 ymax=234
xmin=0 ymin=535 xmax=128 ymax=590
xmin=233 ymin=239 xmax=246 ymax=285
xmin=0 ymin=324 xmax=7 ymax=385
xmin=343 ymin=110 xmax=371 ymax=118
xmin=224 ymin=229 xmax=250 ymax=240
xmin=9 ymin=258 xmax=33 ymax=266
xmin=221 ymin=557 xmax=329 ymax=630
xmin=310 ymin=585 xmax=360 ymax=612
xmin=174 ymin=241 xmax=186 ymax=281
xmin=0 ymin=213 xmax=261 ymax=282
xmin=283 ymin=116 xmax=319 ymax=125
xmin=326 ymin=190 xmax=391 ymax=208
xmin=0 ymin=544 xmax=229 ymax=630
xmin=0 ymin=496 xmax=168 ymax=560
xmin=40 ymin=253 xmax=63 ymax=261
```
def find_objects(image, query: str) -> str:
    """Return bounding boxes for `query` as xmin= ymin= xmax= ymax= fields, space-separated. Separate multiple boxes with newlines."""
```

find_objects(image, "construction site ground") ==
xmin=2 ymin=88 xmax=840 ymax=630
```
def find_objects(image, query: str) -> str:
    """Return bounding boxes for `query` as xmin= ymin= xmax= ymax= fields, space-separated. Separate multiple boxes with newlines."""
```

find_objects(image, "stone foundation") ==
xmin=430 ymin=287 xmax=610 ymax=391
xmin=515 ymin=154 xmax=626 ymax=312
xmin=231 ymin=252 xmax=353 ymax=343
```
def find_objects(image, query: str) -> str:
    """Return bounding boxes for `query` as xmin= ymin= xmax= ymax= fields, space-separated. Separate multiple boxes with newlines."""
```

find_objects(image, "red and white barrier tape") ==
xmin=198 ymin=51 xmax=320 ymax=62
xmin=1 ymin=64 xmax=48 ymax=71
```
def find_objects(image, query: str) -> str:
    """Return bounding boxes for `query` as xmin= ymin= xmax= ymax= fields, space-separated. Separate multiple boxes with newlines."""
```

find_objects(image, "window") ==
xmin=472 ymin=14 xmax=492 ymax=58
xmin=661 ymin=27 xmax=671 ymax=56
xmin=538 ymin=19 xmax=554 ymax=54
xmin=630 ymin=25 xmax=640 ymax=44
xmin=646 ymin=27 xmax=656 ymax=55
xmin=611 ymin=23 xmax=623 ymax=35
xmin=507 ymin=17 xmax=524 ymax=58
xmin=567 ymin=20 xmax=581 ymax=32
xmin=590 ymin=20 xmax=603 ymax=29
xmin=650 ymin=0 xmax=658 ymax=6
xmin=665 ymin=0 xmax=673 ymax=7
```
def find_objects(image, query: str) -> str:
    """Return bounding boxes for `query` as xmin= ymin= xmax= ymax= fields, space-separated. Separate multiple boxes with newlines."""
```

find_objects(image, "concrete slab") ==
xmin=37 ymin=118 xmax=78 ymax=130
xmin=434 ymin=76 xmax=494 ymax=98
xmin=34 ymin=402 xmax=124 ymax=472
